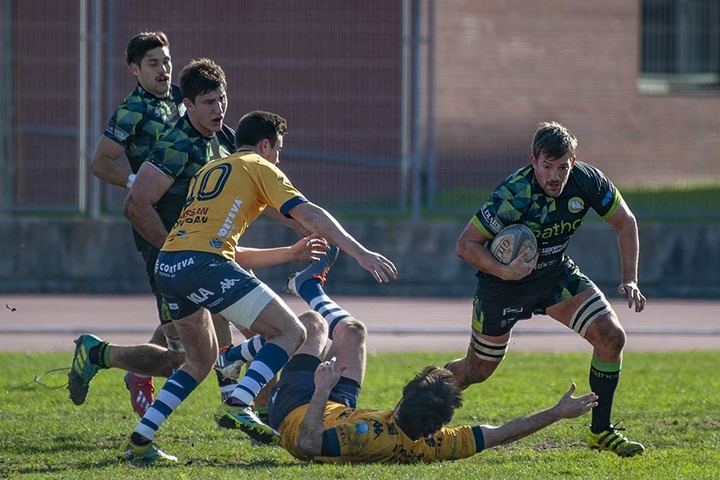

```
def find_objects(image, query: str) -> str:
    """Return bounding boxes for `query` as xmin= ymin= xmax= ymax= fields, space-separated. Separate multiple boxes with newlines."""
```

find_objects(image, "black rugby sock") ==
xmin=589 ymin=355 xmax=621 ymax=433
xmin=88 ymin=342 xmax=112 ymax=369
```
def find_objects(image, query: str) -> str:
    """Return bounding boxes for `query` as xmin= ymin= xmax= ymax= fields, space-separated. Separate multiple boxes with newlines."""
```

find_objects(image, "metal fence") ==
xmin=3 ymin=0 xmax=412 ymax=216
xmin=2 ymin=0 xmax=719 ymax=220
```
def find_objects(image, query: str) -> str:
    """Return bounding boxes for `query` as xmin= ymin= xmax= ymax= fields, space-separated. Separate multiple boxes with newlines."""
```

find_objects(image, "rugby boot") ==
xmin=287 ymin=244 xmax=340 ymax=296
xmin=214 ymin=402 xmax=280 ymax=445
xmin=588 ymin=424 xmax=645 ymax=457
xmin=214 ymin=344 xmax=244 ymax=382
xmin=254 ymin=405 xmax=270 ymax=425
xmin=67 ymin=334 xmax=103 ymax=405
xmin=120 ymin=438 xmax=177 ymax=463
xmin=124 ymin=372 xmax=155 ymax=417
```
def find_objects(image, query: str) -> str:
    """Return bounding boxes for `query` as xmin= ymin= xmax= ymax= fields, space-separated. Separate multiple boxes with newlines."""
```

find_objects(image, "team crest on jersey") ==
xmin=355 ymin=422 xmax=369 ymax=435
xmin=568 ymin=197 xmax=584 ymax=213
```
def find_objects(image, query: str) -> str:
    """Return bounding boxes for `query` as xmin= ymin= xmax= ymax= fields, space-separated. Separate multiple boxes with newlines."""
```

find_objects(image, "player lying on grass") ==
xmin=264 ymin=313 xmax=598 ymax=463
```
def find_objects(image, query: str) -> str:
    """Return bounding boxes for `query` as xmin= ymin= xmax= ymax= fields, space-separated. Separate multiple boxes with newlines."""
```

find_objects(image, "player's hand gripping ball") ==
xmin=489 ymin=224 xmax=538 ymax=265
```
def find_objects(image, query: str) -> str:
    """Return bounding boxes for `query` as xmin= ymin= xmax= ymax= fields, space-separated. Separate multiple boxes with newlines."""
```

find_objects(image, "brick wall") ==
xmin=435 ymin=0 xmax=720 ymax=190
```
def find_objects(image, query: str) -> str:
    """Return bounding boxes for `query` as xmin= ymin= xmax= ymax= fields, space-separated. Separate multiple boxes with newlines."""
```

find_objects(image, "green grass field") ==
xmin=1 ymin=351 xmax=719 ymax=479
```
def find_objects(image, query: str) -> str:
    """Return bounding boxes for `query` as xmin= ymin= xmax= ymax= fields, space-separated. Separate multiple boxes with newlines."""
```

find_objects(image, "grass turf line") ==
xmin=0 ymin=351 xmax=718 ymax=479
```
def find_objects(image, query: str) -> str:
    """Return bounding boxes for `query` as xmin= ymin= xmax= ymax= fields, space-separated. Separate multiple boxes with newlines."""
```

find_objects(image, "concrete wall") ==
xmin=1 ymin=217 xmax=718 ymax=299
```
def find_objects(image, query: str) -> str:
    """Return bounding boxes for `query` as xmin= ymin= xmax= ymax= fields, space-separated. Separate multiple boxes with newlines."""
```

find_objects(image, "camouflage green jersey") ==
xmin=471 ymin=161 xmax=622 ymax=283
xmin=146 ymin=114 xmax=236 ymax=233
xmin=103 ymin=84 xmax=185 ymax=173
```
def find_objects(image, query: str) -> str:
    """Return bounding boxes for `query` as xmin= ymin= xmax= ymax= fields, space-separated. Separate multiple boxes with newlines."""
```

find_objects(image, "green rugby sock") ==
xmin=589 ymin=355 xmax=621 ymax=434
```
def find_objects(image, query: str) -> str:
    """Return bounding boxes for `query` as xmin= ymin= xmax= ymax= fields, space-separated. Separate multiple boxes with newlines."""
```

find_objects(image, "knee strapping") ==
xmin=470 ymin=332 xmax=508 ymax=362
xmin=570 ymin=292 xmax=612 ymax=337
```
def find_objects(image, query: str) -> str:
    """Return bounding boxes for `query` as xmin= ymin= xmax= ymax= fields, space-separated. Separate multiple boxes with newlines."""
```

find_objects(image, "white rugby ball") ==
xmin=489 ymin=224 xmax=537 ymax=265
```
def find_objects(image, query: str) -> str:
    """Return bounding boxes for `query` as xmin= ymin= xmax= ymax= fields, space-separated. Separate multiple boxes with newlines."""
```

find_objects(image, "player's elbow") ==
xmin=623 ymin=210 xmax=638 ymax=231
xmin=90 ymin=155 xmax=108 ymax=179
xmin=456 ymin=237 xmax=471 ymax=262
xmin=123 ymin=191 xmax=143 ymax=222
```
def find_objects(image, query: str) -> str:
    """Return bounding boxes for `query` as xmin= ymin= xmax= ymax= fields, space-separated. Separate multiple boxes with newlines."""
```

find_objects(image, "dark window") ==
xmin=640 ymin=0 xmax=720 ymax=92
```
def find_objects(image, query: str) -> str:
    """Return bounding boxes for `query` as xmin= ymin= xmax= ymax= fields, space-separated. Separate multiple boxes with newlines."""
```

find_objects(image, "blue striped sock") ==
xmin=299 ymin=281 xmax=350 ymax=339
xmin=225 ymin=335 xmax=266 ymax=363
xmin=229 ymin=342 xmax=289 ymax=407
xmin=134 ymin=369 xmax=198 ymax=441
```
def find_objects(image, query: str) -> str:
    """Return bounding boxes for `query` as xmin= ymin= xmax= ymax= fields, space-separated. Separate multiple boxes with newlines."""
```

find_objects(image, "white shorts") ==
xmin=219 ymin=283 xmax=279 ymax=330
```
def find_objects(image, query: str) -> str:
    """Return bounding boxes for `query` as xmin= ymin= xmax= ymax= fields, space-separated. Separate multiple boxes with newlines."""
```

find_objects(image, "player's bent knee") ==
xmin=299 ymin=311 xmax=327 ymax=340
xmin=594 ymin=317 xmax=626 ymax=353
xmin=334 ymin=319 xmax=367 ymax=344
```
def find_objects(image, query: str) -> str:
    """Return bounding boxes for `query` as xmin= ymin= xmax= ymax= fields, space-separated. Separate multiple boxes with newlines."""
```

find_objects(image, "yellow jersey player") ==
xmin=121 ymin=111 xmax=397 ymax=462
xmin=264 ymin=305 xmax=598 ymax=464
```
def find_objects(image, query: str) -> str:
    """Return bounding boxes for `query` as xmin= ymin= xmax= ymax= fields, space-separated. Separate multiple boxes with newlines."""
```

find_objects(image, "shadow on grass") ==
xmin=5 ymin=438 xmax=101 ymax=455
xmin=16 ymin=459 xmax=121 ymax=475
xmin=13 ymin=457 xmax=298 ymax=475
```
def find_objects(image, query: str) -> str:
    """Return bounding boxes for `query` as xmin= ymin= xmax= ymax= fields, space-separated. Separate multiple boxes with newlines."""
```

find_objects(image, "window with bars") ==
xmin=640 ymin=0 xmax=720 ymax=93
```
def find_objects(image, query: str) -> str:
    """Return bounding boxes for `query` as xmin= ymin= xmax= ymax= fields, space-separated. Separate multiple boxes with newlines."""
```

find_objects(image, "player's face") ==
xmin=185 ymin=87 xmax=227 ymax=137
xmin=530 ymin=152 xmax=575 ymax=197
xmin=131 ymin=46 xmax=172 ymax=98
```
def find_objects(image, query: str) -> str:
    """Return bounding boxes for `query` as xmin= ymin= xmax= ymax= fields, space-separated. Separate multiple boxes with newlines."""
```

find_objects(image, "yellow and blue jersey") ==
xmin=162 ymin=150 xmax=306 ymax=260
xmin=279 ymin=402 xmax=484 ymax=464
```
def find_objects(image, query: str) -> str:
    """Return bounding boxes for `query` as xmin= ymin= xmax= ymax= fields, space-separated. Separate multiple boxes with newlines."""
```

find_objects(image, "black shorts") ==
xmin=472 ymin=257 xmax=596 ymax=336
xmin=268 ymin=354 xmax=361 ymax=431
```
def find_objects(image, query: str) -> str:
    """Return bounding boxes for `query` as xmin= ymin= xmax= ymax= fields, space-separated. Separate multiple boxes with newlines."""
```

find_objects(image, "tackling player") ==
xmin=445 ymin=121 xmax=646 ymax=457
xmin=121 ymin=110 xmax=397 ymax=462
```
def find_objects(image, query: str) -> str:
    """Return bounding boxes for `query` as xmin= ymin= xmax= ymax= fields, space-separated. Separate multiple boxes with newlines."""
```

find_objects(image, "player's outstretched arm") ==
xmin=124 ymin=162 xmax=174 ymax=249
xmin=604 ymin=198 xmax=646 ymax=312
xmin=91 ymin=136 xmax=133 ymax=188
xmin=479 ymin=384 xmax=598 ymax=449
xmin=456 ymin=222 xmax=536 ymax=281
xmin=289 ymin=202 xmax=398 ymax=283
xmin=296 ymin=357 xmax=344 ymax=458
xmin=235 ymin=236 xmax=329 ymax=269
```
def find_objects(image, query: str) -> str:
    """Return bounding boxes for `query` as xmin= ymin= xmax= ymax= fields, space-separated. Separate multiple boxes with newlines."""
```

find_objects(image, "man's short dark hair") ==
xmin=235 ymin=111 xmax=288 ymax=149
xmin=126 ymin=31 xmax=169 ymax=66
xmin=395 ymin=366 xmax=463 ymax=440
xmin=532 ymin=121 xmax=578 ymax=160
xmin=179 ymin=58 xmax=226 ymax=102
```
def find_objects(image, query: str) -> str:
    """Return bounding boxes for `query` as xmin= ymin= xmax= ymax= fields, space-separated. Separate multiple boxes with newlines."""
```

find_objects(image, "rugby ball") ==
xmin=489 ymin=224 xmax=537 ymax=265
